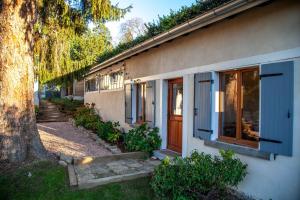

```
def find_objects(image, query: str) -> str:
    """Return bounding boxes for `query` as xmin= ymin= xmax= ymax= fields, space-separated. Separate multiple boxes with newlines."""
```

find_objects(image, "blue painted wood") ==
xmin=194 ymin=72 xmax=213 ymax=140
xmin=125 ymin=84 xmax=132 ymax=124
xmin=145 ymin=81 xmax=156 ymax=128
xmin=260 ymin=61 xmax=294 ymax=156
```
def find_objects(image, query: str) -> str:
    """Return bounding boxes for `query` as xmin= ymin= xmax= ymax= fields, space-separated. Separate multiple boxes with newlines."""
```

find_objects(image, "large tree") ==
xmin=0 ymin=0 xmax=128 ymax=163
xmin=119 ymin=17 xmax=146 ymax=44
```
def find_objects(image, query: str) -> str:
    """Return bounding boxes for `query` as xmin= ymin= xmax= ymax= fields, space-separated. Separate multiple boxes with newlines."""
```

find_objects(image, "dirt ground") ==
xmin=38 ymin=122 xmax=112 ymax=158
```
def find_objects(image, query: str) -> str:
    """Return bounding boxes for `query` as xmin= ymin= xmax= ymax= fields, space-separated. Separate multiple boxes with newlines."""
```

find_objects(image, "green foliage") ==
xmin=50 ymin=97 xmax=83 ymax=115
xmin=0 ymin=161 xmax=154 ymax=200
xmin=97 ymin=0 xmax=231 ymax=64
xmin=97 ymin=121 xmax=121 ymax=144
xmin=74 ymin=107 xmax=101 ymax=131
xmin=150 ymin=150 xmax=247 ymax=200
xmin=34 ymin=0 xmax=130 ymax=85
xmin=34 ymin=106 xmax=39 ymax=116
xmin=74 ymin=106 xmax=121 ymax=144
xmin=124 ymin=124 xmax=161 ymax=154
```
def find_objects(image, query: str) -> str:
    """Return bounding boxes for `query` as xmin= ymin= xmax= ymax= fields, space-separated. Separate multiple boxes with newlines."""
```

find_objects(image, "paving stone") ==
xmin=58 ymin=160 xmax=67 ymax=167
xmin=60 ymin=153 xmax=73 ymax=164
xmin=127 ymin=162 xmax=143 ymax=168
xmin=108 ymin=164 xmax=129 ymax=175
xmin=68 ymin=153 xmax=161 ymax=189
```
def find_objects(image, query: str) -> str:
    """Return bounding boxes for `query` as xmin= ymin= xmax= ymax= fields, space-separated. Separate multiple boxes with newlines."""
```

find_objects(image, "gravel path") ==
xmin=38 ymin=122 xmax=112 ymax=158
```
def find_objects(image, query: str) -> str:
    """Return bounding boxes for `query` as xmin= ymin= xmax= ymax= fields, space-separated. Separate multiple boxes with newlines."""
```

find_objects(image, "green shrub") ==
xmin=74 ymin=107 xmax=121 ymax=144
xmin=96 ymin=121 xmax=121 ymax=144
xmin=74 ymin=107 xmax=101 ymax=131
xmin=50 ymin=97 xmax=83 ymax=114
xmin=34 ymin=105 xmax=39 ymax=116
xmin=150 ymin=150 xmax=247 ymax=200
xmin=124 ymin=124 xmax=161 ymax=154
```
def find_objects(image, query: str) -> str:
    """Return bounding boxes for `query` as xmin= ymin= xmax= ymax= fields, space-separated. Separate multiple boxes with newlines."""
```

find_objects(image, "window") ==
xmin=99 ymin=71 xmax=124 ymax=90
xmin=85 ymin=78 xmax=97 ymax=92
xmin=171 ymin=82 xmax=183 ymax=115
xmin=136 ymin=83 xmax=146 ymax=123
xmin=219 ymin=67 xmax=259 ymax=148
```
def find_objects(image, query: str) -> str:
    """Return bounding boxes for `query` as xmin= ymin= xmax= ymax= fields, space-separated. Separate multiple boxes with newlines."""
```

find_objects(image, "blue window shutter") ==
xmin=260 ymin=61 xmax=294 ymax=156
xmin=145 ymin=81 xmax=156 ymax=128
xmin=194 ymin=72 xmax=213 ymax=140
xmin=125 ymin=84 xmax=132 ymax=124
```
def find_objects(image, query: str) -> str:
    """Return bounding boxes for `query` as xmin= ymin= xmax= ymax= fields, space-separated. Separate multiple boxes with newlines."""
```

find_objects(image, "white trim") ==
xmin=99 ymin=88 xmax=124 ymax=93
xmin=159 ymin=79 xmax=168 ymax=150
xmin=182 ymin=74 xmax=193 ymax=157
xmin=124 ymin=47 xmax=300 ymax=84
xmin=145 ymin=47 xmax=300 ymax=157
xmin=85 ymin=91 xmax=99 ymax=94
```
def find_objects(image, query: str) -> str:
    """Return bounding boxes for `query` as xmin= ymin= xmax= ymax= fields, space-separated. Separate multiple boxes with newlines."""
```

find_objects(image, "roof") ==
xmin=87 ymin=0 xmax=270 ymax=76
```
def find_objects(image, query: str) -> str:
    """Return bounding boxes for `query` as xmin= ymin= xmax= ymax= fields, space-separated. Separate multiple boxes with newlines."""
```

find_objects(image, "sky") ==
xmin=105 ymin=0 xmax=195 ymax=45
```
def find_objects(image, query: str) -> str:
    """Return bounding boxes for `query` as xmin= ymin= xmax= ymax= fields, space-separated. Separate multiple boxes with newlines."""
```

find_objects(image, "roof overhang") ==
xmin=86 ymin=0 xmax=271 ymax=76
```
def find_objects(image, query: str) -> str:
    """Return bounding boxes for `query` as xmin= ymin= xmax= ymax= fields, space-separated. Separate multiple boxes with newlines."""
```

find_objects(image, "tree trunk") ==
xmin=0 ymin=0 xmax=47 ymax=163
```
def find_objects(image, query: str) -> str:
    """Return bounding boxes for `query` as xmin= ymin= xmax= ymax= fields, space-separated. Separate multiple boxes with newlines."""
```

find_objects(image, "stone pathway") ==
xmin=37 ymin=100 xmax=161 ymax=188
xmin=38 ymin=122 xmax=112 ymax=158
xmin=37 ymin=100 xmax=67 ymax=122
xmin=70 ymin=152 xmax=161 ymax=189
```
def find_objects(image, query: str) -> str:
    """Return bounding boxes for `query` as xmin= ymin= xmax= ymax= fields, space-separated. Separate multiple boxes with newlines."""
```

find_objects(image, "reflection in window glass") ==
xmin=220 ymin=73 xmax=237 ymax=138
xmin=137 ymin=83 xmax=146 ymax=122
xmin=172 ymin=83 xmax=183 ymax=115
xmin=241 ymin=70 xmax=259 ymax=141
xmin=219 ymin=68 xmax=259 ymax=148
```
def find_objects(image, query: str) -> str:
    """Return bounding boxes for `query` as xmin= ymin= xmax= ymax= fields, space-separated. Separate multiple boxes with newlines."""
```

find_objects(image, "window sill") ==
xmin=204 ymin=140 xmax=271 ymax=160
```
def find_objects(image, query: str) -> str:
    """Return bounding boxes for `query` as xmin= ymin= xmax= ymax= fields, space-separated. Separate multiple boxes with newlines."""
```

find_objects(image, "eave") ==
xmin=86 ymin=0 xmax=270 ymax=76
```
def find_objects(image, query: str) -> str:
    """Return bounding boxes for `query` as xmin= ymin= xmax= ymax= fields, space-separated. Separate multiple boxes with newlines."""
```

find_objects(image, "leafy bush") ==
xmin=74 ymin=106 xmax=121 ymax=144
xmin=50 ymin=97 xmax=83 ymax=115
xmin=34 ymin=105 xmax=39 ymax=116
xmin=96 ymin=121 xmax=121 ymax=144
xmin=124 ymin=124 xmax=161 ymax=154
xmin=74 ymin=107 xmax=102 ymax=131
xmin=151 ymin=150 xmax=247 ymax=200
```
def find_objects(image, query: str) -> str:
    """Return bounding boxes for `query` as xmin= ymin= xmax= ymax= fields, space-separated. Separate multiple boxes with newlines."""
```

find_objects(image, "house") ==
xmin=84 ymin=0 xmax=300 ymax=199
xmin=60 ymin=79 xmax=84 ymax=100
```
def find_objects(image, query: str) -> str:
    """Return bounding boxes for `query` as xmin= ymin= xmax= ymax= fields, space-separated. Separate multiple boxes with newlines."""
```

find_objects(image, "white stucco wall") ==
xmin=84 ymin=90 xmax=131 ymax=131
xmin=182 ymin=60 xmax=300 ymax=200
xmin=84 ymin=1 xmax=300 ymax=199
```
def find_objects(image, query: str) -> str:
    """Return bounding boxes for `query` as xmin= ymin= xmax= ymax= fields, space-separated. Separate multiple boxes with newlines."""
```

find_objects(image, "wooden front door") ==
xmin=167 ymin=78 xmax=183 ymax=153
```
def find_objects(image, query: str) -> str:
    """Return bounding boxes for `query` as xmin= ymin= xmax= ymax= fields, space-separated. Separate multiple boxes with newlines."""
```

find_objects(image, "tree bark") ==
xmin=0 ymin=0 xmax=47 ymax=163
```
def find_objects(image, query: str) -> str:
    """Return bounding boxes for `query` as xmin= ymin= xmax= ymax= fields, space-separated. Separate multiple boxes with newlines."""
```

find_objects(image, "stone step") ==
xmin=69 ymin=152 xmax=161 ymax=189
xmin=153 ymin=149 xmax=181 ymax=160
xmin=37 ymin=100 xmax=67 ymax=122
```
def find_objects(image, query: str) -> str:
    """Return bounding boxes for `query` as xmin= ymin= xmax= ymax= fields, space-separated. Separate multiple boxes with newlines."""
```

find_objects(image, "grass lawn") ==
xmin=0 ymin=161 xmax=154 ymax=200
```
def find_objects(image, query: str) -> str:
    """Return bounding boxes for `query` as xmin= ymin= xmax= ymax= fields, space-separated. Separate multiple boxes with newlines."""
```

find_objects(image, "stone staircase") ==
xmin=37 ymin=100 xmax=67 ymax=122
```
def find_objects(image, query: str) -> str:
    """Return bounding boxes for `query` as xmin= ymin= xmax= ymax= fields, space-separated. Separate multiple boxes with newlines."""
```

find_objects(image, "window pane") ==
xmin=241 ymin=70 xmax=259 ymax=141
xmin=137 ymin=83 xmax=146 ymax=122
xmin=221 ymin=73 xmax=237 ymax=138
xmin=172 ymin=83 xmax=183 ymax=115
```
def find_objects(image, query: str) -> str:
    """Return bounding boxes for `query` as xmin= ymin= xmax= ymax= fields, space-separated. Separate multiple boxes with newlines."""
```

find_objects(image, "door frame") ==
xmin=167 ymin=77 xmax=183 ymax=153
